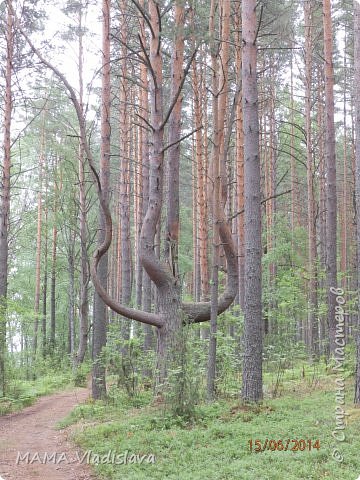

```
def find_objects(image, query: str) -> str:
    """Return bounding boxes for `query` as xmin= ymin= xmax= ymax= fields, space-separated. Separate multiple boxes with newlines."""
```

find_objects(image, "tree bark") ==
xmin=67 ymin=235 xmax=76 ymax=358
xmin=0 ymin=1 xmax=13 ymax=395
xmin=323 ymin=0 xmax=337 ymax=357
xmin=341 ymin=32 xmax=348 ymax=296
xmin=138 ymin=1 xmax=154 ymax=355
xmin=317 ymin=69 xmax=327 ymax=354
xmin=33 ymin=108 xmax=46 ymax=357
xmin=241 ymin=0 xmax=263 ymax=403
xmin=41 ymin=189 xmax=48 ymax=357
xmin=304 ymin=0 xmax=319 ymax=358
xmin=165 ymin=1 xmax=185 ymax=279
xmin=192 ymin=46 xmax=209 ymax=302
xmin=234 ymin=3 xmax=245 ymax=311
xmin=92 ymin=0 xmax=111 ymax=399
xmin=353 ymin=0 xmax=360 ymax=405
xmin=50 ymin=207 xmax=57 ymax=353
xmin=207 ymin=0 xmax=220 ymax=402
xmin=76 ymin=4 xmax=89 ymax=366
xmin=119 ymin=0 xmax=132 ymax=348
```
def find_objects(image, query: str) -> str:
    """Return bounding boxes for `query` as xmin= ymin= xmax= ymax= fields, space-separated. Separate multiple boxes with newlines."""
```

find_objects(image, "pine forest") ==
xmin=0 ymin=0 xmax=360 ymax=479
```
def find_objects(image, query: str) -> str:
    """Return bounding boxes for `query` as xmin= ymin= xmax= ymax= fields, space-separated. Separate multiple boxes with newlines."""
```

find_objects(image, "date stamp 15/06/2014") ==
xmin=248 ymin=439 xmax=320 ymax=453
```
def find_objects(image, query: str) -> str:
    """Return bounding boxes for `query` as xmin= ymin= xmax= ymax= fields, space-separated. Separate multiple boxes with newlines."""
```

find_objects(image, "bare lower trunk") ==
xmin=155 ymin=284 xmax=183 ymax=392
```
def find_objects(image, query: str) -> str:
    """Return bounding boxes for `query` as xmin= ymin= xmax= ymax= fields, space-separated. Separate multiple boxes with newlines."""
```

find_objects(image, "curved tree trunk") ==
xmin=14 ymin=0 xmax=239 ymax=397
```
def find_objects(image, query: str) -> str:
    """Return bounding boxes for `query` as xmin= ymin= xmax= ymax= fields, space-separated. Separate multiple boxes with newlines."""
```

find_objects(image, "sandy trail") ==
xmin=0 ymin=387 xmax=96 ymax=480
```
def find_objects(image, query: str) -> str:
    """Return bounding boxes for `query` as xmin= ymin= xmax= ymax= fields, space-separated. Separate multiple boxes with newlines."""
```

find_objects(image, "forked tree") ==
xmin=14 ymin=0 xmax=239 ymax=393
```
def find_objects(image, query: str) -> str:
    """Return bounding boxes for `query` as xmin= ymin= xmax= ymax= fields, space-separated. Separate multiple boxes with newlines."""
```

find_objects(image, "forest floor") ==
xmin=0 ymin=386 xmax=96 ymax=480
xmin=1 ymin=366 xmax=360 ymax=479
xmin=57 ymin=367 xmax=360 ymax=480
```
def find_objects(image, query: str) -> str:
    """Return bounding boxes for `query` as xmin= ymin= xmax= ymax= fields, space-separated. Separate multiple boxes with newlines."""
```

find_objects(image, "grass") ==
xmin=60 ymin=366 xmax=360 ymax=480
xmin=0 ymin=372 xmax=73 ymax=415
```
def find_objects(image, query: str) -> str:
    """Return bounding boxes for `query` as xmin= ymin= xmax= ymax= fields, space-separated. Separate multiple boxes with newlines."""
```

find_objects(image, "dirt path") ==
xmin=0 ymin=387 xmax=97 ymax=480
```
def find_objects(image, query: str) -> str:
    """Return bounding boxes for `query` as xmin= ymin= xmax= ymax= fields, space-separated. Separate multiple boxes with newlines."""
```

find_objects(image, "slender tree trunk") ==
xmin=191 ymin=114 xmax=200 ymax=302
xmin=208 ymin=0 xmax=230 ymax=401
xmin=304 ymin=0 xmax=318 ymax=358
xmin=41 ymin=192 xmax=48 ymax=357
xmin=234 ymin=4 xmax=245 ymax=311
xmin=192 ymin=46 xmax=209 ymax=303
xmin=76 ymin=5 xmax=89 ymax=366
xmin=92 ymin=0 xmax=111 ymax=399
xmin=119 ymin=0 xmax=132 ymax=349
xmin=353 ymin=0 xmax=360 ymax=405
xmin=67 ymin=237 xmax=76 ymax=358
xmin=241 ymin=0 xmax=263 ymax=403
xmin=50 ymin=211 xmax=57 ymax=353
xmin=50 ymin=161 xmax=60 ymax=353
xmin=207 ymin=0 xmax=220 ymax=401
xmin=0 ymin=1 xmax=13 ymax=395
xmin=138 ymin=2 xmax=154 ymax=355
xmin=135 ymin=102 xmax=143 ymax=309
xmin=323 ymin=0 xmax=337 ymax=356
xmin=217 ymin=0 xmax=230 ymax=207
xmin=166 ymin=1 xmax=185 ymax=278
xmin=33 ymin=110 xmax=46 ymax=358
xmin=317 ymin=70 xmax=327 ymax=354
xmin=77 ymin=148 xmax=89 ymax=364
xmin=341 ymin=33 xmax=348 ymax=292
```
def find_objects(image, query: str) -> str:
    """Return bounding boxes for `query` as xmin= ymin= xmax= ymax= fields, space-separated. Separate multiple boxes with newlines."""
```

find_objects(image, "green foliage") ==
xmin=0 ymin=372 xmax=72 ymax=415
xmin=73 ymin=362 xmax=91 ymax=387
xmin=105 ymin=323 xmax=153 ymax=399
xmin=163 ymin=323 xmax=202 ymax=421
xmin=213 ymin=310 xmax=242 ymax=398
